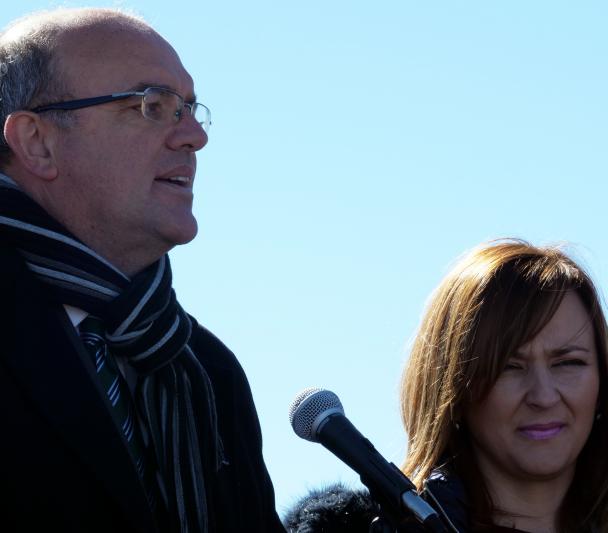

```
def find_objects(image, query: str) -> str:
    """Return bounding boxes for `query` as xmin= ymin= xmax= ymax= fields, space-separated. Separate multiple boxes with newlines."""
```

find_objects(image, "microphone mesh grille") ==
xmin=289 ymin=387 xmax=344 ymax=442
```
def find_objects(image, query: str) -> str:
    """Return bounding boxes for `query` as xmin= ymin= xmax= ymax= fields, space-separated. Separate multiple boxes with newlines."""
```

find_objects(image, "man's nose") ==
xmin=167 ymin=114 xmax=208 ymax=152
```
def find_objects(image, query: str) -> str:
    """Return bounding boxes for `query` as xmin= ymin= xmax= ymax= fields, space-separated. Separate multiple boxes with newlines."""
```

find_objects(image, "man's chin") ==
xmin=168 ymin=217 xmax=198 ymax=246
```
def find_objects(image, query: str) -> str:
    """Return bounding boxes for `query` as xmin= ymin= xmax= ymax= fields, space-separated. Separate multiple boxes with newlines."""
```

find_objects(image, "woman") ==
xmin=401 ymin=239 xmax=608 ymax=532
xmin=285 ymin=239 xmax=608 ymax=532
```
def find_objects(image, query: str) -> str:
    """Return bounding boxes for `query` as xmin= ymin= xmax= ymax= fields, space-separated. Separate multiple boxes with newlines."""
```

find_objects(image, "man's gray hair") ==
xmin=0 ymin=8 xmax=147 ymax=168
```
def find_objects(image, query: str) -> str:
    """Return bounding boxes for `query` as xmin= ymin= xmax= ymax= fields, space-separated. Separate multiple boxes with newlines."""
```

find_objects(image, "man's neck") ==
xmin=1 ymin=168 xmax=168 ymax=277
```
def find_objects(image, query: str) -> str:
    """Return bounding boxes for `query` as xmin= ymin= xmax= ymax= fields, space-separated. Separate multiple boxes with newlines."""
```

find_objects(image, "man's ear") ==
xmin=3 ymin=111 xmax=58 ymax=180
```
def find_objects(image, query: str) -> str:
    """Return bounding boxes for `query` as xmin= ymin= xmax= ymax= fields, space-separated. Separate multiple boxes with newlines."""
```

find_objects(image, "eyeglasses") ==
xmin=30 ymin=86 xmax=212 ymax=132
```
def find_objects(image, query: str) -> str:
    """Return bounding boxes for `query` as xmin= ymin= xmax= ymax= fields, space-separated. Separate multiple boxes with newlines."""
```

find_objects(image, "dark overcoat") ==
xmin=0 ymin=243 xmax=285 ymax=532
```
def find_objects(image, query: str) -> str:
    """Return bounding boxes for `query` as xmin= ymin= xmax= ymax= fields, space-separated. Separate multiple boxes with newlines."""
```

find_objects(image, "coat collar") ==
xmin=0 ymin=245 xmax=158 ymax=533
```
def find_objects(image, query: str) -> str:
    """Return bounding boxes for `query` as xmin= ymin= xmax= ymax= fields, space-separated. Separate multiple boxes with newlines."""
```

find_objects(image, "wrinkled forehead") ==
xmin=53 ymin=19 xmax=195 ymax=98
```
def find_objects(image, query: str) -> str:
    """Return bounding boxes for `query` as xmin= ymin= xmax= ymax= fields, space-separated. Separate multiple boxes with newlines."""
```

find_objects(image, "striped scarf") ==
xmin=0 ymin=173 xmax=222 ymax=533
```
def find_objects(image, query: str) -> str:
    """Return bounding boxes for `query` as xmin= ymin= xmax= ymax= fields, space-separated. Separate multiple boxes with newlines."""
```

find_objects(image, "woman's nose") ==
xmin=524 ymin=367 xmax=561 ymax=409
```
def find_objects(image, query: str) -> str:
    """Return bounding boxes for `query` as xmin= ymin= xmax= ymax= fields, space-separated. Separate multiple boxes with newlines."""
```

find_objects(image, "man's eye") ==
xmin=145 ymin=102 xmax=166 ymax=120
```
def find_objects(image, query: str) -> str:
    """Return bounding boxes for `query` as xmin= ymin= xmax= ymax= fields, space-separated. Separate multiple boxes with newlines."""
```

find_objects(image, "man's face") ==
xmin=49 ymin=22 xmax=207 ymax=272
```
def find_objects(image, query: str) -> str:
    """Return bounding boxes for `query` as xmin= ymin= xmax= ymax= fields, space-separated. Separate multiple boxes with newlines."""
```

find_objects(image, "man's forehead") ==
xmin=56 ymin=23 xmax=195 ymax=98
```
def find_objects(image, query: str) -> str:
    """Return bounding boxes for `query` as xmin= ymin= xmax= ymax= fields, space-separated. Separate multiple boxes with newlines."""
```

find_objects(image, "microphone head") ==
xmin=289 ymin=387 xmax=345 ymax=442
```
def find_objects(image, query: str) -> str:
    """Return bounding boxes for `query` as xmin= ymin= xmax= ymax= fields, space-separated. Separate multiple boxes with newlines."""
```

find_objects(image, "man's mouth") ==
xmin=156 ymin=175 xmax=192 ymax=188
xmin=164 ymin=176 xmax=190 ymax=185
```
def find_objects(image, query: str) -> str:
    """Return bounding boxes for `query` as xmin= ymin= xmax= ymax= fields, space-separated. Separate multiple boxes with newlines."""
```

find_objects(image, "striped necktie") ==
xmin=79 ymin=315 xmax=160 ymax=512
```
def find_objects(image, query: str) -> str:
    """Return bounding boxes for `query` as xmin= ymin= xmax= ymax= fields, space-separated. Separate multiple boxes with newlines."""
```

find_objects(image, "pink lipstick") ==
xmin=518 ymin=423 xmax=564 ymax=441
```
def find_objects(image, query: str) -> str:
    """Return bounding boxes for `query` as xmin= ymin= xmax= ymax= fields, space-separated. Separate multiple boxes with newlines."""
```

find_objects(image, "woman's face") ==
xmin=464 ymin=291 xmax=600 ymax=488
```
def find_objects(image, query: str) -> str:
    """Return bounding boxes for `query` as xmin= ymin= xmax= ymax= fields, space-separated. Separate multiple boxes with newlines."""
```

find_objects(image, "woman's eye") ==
xmin=503 ymin=362 xmax=523 ymax=371
xmin=554 ymin=359 xmax=586 ymax=367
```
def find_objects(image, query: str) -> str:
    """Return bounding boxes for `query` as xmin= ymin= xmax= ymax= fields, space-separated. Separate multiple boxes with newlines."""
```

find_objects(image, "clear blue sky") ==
xmin=6 ymin=0 xmax=608 ymax=517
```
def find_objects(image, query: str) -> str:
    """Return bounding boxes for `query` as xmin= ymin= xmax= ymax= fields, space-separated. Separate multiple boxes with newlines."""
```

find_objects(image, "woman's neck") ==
xmin=480 ymin=460 xmax=574 ymax=533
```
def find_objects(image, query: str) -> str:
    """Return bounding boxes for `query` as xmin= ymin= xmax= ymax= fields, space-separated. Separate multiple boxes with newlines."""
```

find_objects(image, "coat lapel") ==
xmin=1 ymin=247 xmax=157 ymax=533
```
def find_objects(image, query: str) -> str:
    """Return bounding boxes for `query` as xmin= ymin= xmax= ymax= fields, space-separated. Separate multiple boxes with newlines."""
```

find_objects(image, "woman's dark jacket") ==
xmin=283 ymin=469 xmax=470 ymax=533
xmin=283 ymin=469 xmax=539 ymax=533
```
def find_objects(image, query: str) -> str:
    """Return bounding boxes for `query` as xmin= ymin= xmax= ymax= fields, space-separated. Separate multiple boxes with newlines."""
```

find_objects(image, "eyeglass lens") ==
xmin=142 ymin=88 xmax=210 ymax=132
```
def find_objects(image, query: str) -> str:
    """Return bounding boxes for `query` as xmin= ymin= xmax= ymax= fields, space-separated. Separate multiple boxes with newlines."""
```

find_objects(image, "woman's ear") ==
xmin=3 ymin=111 xmax=58 ymax=180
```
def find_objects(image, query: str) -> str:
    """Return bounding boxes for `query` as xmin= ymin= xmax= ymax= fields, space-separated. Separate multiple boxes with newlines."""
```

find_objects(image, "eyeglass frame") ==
xmin=29 ymin=86 xmax=211 ymax=132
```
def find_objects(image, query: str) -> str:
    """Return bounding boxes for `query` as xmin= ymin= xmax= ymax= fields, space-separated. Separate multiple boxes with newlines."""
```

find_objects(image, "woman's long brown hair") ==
xmin=400 ymin=240 xmax=608 ymax=532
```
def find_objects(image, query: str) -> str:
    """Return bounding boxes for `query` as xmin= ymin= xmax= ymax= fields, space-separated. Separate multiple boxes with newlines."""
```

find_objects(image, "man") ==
xmin=0 ymin=8 xmax=284 ymax=533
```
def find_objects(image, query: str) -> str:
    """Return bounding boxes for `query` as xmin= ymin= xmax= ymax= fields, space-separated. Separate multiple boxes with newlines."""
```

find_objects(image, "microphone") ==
xmin=289 ymin=387 xmax=448 ymax=533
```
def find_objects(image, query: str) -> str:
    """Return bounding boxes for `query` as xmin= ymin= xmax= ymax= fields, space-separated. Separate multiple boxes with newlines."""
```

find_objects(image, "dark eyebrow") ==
xmin=552 ymin=345 xmax=591 ymax=356
xmin=514 ymin=344 xmax=592 ymax=358
xmin=126 ymin=82 xmax=197 ymax=103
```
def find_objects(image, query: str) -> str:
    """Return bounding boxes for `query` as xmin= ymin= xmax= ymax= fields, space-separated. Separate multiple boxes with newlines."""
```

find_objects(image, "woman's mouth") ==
xmin=518 ymin=423 xmax=565 ymax=440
